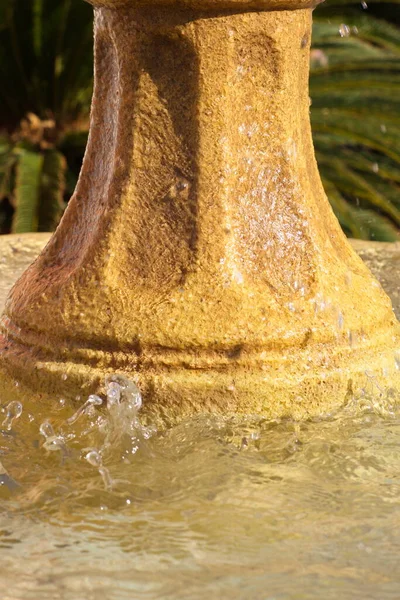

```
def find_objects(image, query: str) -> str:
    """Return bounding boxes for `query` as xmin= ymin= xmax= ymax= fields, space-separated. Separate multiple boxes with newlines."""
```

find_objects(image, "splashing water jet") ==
xmin=0 ymin=0 xmax=399 ymax=423
xmin=85 ymin=449 xmax=114 ymax=491
xmin=67 ymin=394 xmax=103 ymax=425
xmin=39 ymin=421 xmax=69 ymax=455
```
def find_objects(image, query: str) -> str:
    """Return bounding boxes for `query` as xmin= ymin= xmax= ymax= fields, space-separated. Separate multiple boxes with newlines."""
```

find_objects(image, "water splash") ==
xmin=67 ymin=376 xmax=153 ymax=489
xmin=105 ymin=374 xmax=142 ymax=411
xmin=39 ymin=420 xmax=69 ymax=455
xmin=67 ymin=394 xmax=103 ymax=425
xmin=85 ymin=448 xmax=114 ymax=491
xmin=101 ymin=375 xmax=154 ymax=464
xmin=2 ymin=401 xmax=22 ymax=431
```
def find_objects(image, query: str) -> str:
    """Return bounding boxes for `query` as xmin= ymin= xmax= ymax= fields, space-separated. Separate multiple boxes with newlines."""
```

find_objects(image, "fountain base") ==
xmin=0 ymin=234 xmax=399 ymax=425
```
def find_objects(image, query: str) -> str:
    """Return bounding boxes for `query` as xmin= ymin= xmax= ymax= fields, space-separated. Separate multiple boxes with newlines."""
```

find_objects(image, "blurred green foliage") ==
xmin=0 ymin=115 xmax=67 ymax=232
xmin=0 ymin=0 xmax=399 ymax=240
xmin=0 ymin=0 xmax=93 ymax=233
xmin=312 ymin=0 xmax=400 ymax=241
xmin=0 ymin=0 xmax=93 ymax=130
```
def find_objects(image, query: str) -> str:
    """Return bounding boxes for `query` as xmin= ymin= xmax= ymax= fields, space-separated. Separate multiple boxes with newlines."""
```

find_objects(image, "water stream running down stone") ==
xmin=0 ymin=236 xmax=400 ymax=599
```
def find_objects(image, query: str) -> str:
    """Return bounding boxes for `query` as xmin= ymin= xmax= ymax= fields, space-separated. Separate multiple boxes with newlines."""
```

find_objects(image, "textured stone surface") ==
xmin=0 ymin=2 xmax=399 ymax=422
xmin=3 ymin=235 xmax=399 ymax=317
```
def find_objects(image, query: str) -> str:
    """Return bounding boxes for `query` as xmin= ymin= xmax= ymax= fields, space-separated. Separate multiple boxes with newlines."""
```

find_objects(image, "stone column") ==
xmin=1 ymin=0 xmax=399 ymax=422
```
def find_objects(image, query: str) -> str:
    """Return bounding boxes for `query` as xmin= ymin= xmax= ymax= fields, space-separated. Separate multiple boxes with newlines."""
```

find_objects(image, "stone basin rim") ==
xmin=85 ymin=0 xmax=323 ymax=12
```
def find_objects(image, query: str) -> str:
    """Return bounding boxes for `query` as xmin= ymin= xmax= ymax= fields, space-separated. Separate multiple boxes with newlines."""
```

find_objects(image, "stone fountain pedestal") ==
xmin=0 ymin=0 xmax=399 ymax=422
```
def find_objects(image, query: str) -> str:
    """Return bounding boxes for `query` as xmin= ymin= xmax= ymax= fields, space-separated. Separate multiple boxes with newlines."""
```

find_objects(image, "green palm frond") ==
xmin=0 ymin=137 xmax=17 ymax=202
xmin=318 ymin=0 xmax=400 ymax=11
xmin=1 ymin=137 xmax=67 ymax=233
xmin=323 ymin=178 xmax=400 ymax=241
xmin=311 ymin=6 xmax=400 ymax=240
xmin=37 ymin=149 xmax=66 ymax=231
xmin=12 ymin=148 xmax=44 ymax=233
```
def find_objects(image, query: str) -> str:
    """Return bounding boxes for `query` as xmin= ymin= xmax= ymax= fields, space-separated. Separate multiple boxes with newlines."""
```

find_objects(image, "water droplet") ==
xmin=85 ymin=449 xmax=102 ymax=468
xmin=40 ymin=421 xmax=68 ymax=453
xmin=339 ymin=24 xmax=351 ymax=37
xmin=301 ymin=33 xmax=309 ymax=49
xmin=176 ymin=179 xmax=189 ymax=193
xmin=167 ymin=175 xmax=190 ymax=201
xmin=44 ymin=437 xmax=67 ymax=452
xmin=142 ymin=425 xmax=156 ymax=440
xmin=2 ymin=401 xmax=22 ymax=431
xmin=40 ymin=421 xmax=55 ymax=439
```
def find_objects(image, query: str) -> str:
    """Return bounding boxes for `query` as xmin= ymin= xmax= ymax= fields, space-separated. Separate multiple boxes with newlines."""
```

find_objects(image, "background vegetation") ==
xmin=0 ymin=0 xmax=399 ymax=239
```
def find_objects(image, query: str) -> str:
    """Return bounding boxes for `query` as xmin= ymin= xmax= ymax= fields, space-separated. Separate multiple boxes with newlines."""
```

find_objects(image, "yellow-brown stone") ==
xmin=0 ymin=0 xmax=399 ymax=423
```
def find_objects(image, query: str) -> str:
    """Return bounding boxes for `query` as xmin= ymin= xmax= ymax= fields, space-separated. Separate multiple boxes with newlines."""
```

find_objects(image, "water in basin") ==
xmin=1 ymin=236 xmax=400 ymax=600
